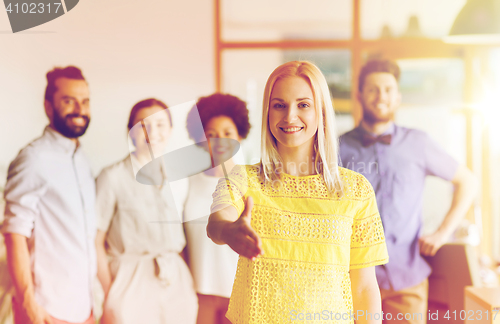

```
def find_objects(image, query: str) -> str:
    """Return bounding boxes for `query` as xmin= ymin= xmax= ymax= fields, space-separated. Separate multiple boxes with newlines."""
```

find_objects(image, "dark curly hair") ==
xmin=186 ymin=93 xmax=250 ymax=143
xmin=358 ymin=59 xmax=400 ymax=92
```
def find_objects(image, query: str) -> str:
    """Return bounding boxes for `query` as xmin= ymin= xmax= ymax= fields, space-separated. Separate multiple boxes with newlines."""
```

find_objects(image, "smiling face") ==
xmin=358 ymin=72 xmax=401 ymax=124
xmin=204 ymin=115 xmax=241 ymax=163
xmin=130 ymin=105 xmax=172 ymax=157
xmin=268 ymin=76 xmax=318 ymax=155
xmin=45 ymin=77 xmax=90 ymax=138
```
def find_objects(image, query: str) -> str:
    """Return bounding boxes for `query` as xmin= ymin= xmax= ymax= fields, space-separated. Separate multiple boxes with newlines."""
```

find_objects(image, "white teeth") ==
xmin=281 ymin=127 xmax=302 ymax=132
xmin=71 ymin=117 xmax=85 ymax=126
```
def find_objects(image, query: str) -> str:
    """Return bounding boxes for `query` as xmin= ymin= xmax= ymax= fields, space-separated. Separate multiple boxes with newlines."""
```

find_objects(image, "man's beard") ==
xmin=361 ymin=102 xmax=395 ymax=124
xmin=52 ymin=110 xmax=90 ymax=138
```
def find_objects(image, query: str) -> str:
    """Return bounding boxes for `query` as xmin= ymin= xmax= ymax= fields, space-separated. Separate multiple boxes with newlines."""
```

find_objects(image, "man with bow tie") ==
xmin=339 ymin=59 xmax=477 ymax=324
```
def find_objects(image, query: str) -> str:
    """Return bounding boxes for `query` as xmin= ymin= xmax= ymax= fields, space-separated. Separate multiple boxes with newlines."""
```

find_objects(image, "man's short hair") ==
xmin=44 ymin=66 xmax=86 ymax=103
xmin=358 ymin=59 xmax=400 ymax=92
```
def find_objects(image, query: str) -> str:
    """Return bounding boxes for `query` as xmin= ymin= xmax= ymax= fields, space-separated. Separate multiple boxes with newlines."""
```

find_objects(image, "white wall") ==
xmin=0 ymin=0 xmax=215 ymax=184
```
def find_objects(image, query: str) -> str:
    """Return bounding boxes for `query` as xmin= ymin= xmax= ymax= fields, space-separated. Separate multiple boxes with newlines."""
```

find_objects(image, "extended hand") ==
xmin=419 ymin=230 xmax=448 ymax=257
xmin=221 ymin=196 xmax=263 ymax=261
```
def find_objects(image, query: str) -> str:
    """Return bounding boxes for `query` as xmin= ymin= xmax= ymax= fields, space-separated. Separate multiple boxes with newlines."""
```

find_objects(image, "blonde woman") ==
xmin=207 ymin=61 xmax=388 ymax=324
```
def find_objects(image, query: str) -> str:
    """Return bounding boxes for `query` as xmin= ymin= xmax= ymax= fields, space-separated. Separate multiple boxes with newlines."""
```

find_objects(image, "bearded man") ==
xmin=339 ymin=59 xmax=477 ymax=324
xmin=2 ymin=66 xmax=96 ymax=324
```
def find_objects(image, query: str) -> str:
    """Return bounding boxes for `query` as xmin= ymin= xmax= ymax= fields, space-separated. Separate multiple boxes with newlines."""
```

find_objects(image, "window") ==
xmin=221 ymin=0 xmax=352 ymax=41
xmin=215 ymin=0 xmax=495 ymax=258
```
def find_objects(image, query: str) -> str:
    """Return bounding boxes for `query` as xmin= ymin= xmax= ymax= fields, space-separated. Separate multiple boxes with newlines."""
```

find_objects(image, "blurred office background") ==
xmin=0 ymin=0 xmax=500 ymax=322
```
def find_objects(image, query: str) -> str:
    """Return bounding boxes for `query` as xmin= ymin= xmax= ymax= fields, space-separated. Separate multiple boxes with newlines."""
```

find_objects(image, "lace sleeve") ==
xmin=210 ymin=165 xmax=250 ymax=216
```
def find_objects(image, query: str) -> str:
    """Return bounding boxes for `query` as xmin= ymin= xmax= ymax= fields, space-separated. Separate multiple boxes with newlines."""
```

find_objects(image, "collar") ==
xmin=43 ymin=125 xmax=80 ymax=154
xmin=356 ymin=122 xmax=396 ymax=137
xmin=129 ymin=153 xmax=166 ymax=185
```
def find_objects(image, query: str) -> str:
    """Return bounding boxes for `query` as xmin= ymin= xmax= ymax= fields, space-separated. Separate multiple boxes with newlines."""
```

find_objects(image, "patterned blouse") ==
xmin=211 ymin=164 xmax=389 ymax=324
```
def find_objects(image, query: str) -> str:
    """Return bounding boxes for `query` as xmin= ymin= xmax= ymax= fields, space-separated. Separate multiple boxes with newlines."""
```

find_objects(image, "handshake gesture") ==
xmin=210 ymin=196 xmax=264 ymax=261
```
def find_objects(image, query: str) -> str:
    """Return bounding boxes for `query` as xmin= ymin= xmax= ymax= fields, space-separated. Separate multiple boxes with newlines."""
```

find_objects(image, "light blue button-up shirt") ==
xmin=2 ymin=126 xmax=96 ymax=322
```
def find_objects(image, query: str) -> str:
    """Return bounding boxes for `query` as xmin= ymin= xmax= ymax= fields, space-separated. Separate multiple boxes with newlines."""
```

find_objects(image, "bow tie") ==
xmin=360 ymin=133 xmax=392 ymax=147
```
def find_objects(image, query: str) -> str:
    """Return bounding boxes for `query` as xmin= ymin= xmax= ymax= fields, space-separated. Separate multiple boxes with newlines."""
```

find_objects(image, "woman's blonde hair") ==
xmin=260 ymin=61 xmax=343 ymax=195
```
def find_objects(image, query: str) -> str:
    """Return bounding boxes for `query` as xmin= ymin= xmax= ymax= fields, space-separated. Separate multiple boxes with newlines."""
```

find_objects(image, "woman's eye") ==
xmin=299 ymin=103 xmax=310 ymax=108
xmin=273 ymin=103 xmax=285 ymax=109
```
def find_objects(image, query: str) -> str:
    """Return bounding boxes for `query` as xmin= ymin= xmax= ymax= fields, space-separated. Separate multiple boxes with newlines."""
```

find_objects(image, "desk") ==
xmin=465 ymin=287 xmax=500 ymax=324
xmin=425 ymin=243 xmax=481 ymax=324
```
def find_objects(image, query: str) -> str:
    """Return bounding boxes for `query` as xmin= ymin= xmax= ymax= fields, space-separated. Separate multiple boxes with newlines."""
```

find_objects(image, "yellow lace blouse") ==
xmin=211 ymin=164 xmax=388 ymax=324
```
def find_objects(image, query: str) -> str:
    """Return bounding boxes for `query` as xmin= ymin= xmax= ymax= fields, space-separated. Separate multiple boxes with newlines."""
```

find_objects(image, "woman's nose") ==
xmin=283 ymin=107 xmax=298 ymax=123
xmin=147 ymin=125 xmax=160 ymax=139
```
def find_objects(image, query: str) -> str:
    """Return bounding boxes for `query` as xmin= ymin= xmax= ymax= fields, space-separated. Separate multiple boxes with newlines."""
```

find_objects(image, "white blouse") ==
xmin=96 ymin=156 xmax=197 ymax=324
xmin=96 ymin=155 xmax=187 ymax=256
xmin=184 ymin=172 xmax=239 ymax=298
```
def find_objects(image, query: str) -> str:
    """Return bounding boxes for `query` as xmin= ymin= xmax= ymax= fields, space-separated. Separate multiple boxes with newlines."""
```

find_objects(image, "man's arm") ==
xmin=4 ymin=233 xmax=53 ymax=324
xmin=351 ymin=267 xmax=382 ymax=324
xmin=419 ymin=165 xmax=478 ymax=256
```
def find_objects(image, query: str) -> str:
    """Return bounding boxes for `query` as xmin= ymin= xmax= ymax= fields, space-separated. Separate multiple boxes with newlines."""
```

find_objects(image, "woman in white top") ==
xmin=95 ymin=98 xmax=197 ymax=324
xmin=184 ymin=94 xmax=251 ymax=324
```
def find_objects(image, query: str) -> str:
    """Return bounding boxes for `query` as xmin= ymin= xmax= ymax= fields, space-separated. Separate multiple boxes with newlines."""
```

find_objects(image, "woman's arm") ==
xmin=207 ymin=196 xmax=263 ymax=260
xmin=95 ymin=230 xmax=112 ymax=298
xmin=350 ymin=267 xmax=382 ymax=324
